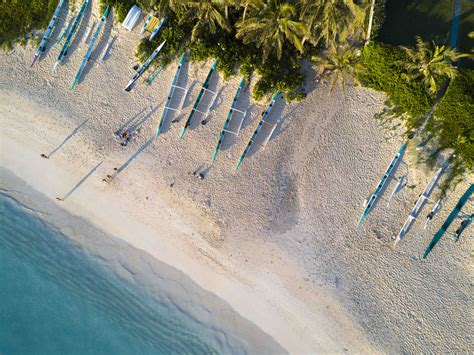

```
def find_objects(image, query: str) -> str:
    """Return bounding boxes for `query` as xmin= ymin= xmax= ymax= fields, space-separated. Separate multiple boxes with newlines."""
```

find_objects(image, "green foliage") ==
xmin=357 ymin=43 xmax=434 ymax=128
xmin=0 ymin=0 xmax=57 ymax=47
xmin=134 ymin=2 xmax=305 ymax=100
xmin=432 ymin=69 xmax=474 ymax=172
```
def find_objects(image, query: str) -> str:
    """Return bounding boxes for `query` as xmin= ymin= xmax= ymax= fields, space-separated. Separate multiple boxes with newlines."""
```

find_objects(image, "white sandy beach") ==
xmin=1 ymin=4 xmax=473 ymax=352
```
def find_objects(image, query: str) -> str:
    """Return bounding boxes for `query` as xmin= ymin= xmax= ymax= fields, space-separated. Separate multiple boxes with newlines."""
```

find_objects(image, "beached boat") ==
xmin=149 ymin=16 xmax=168 ymax=41
xmin=212 ymin=78 xmax=247 ymax=163
xmin=235 ymin=91 xmax=280 ymax=170
xmin=358 ymin=143 xmax=407 ymax=225
xmin=179 ymin=60 xmax=218 ymax=139
xmin=140 ymin=13 xmax=154 ymax=34
xmin=31 ymin=0 xmax=66 ymax=67
xmin=394 ymin=166 xmax=444 ymax=244
xmin=53 ymin=0 xmax=90 ymax=73
xmin=71 ymin=7 xmax=110 ymax=90
xmin=124 ymin=40 xmax=166 ymax=92
xmin=154 ymin=53 xmax=187 ymax=140
xmin=423 ymin=184 xmax=473 ymax=258
xmin=122 ymin=5 xmax=142 ymax=31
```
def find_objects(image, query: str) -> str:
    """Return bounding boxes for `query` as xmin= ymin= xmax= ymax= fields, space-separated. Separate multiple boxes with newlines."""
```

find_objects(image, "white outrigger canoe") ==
xmin=71 ymin=7 xmax=110 ymax=89
xmin=394 ymin=166 xmax=445 ymax=244
xmin=154 ymin=52 xmax=187 ymax=140
xmin=53 ymin=0 xmax=90 ymax=73
xmin=235 ymin=91 xmax=280 ymax=170
xmin=358 ymin=143 xmax=407 ymax=225
xmin=212 ymin=78 xmax=247 ymax=163
xmin=124 ymin=40 xmax=166 ymax=92
xmin=31 ymin=0 xmax=66 ymax=67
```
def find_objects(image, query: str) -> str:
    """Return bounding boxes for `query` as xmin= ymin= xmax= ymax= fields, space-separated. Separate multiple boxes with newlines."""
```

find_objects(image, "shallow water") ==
xmin=0 ymin=193 xmax=220 ymax=354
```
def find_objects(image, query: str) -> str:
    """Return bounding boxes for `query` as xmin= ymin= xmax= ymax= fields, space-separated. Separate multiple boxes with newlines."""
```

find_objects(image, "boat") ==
xmin=424 ymin=198 xmax=442 ymax=229
xmin=146 ymin=65 xmax=163 ymax=85
xmin=71 ymin=7 xmax=110 ymax=90
xmin=179 ymin=60 xmax=218 ymax=139
xmin=140 ymin=13 xmax=154 ymax=34
xmin=235 ymin=91 xmax=280 ymax=170
xmin=154 ymin=52 xmax=187 ymax=140
xmin=124 ymin=40 xmax=166 ymax=92
xmin=149 ymin=16 xmax=168 ymax=41
xmin=358 ymin=142 xmax=407 ymax=225
xmin=394 ymin=166 xmax=444 ymax=244
xmin=423 ymin=184 xmax=473 ymax=258
xmin=212 ymin=78 xmax=246 ymax=163
xmin=31 ymin=0 xmax=66 ymax=67
xmin=387 ymin=176 xmax=405 ymax=206
xmin=53 ymin=0 xmax=90 ymax=73
xmin=79 ymin=19 xmax=96 ymax=47
xmin=122 ymin=5 xmax=142 ymax=31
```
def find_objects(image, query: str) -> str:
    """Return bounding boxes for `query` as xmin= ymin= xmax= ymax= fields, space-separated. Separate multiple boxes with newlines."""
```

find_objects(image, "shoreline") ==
xmin=1 ymin=168 xmax=286 ymax=353
xmin=1 ymin=17 xmax=472 ymax=352
xmin=0 ymin=90 xmax=373 ymax=352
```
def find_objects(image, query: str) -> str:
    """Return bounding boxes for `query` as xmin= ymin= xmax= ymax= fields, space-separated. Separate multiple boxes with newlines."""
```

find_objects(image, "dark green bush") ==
xmin=132 ymin=4 xmax=304 ymax=101
xmin=0 ymin=0 xmax=56 ymax=48
xmin=433 ymin=69 xmax=474 ymax=172
xmin=357 ymin=43 xmax=434 ymax=128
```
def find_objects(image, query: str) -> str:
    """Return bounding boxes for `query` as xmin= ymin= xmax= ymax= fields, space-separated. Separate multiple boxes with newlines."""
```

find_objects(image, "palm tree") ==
xmin=236 ymin=0 xmax=308 ymax=60
xmin=177 ymin=0 xmax=231 ymax=42
xmin=300 ymin=0 xmax=365 ymax=47
xmin=238 ymin=0 xmax=264 ymax=20
xmin=312 ymin=43 xmax=362 ymax=92
xmin=400 ymin=36 xmax=470 ymax=95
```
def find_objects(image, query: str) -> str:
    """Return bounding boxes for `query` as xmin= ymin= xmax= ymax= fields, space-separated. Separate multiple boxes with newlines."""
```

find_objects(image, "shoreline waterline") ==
xmin=0 ymin=168 xmax=287 ymax=354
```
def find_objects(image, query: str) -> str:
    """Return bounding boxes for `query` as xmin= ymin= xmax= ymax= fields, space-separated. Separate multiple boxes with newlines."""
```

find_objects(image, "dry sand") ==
xmin=0 ymin=2 xmax=472 ymax=353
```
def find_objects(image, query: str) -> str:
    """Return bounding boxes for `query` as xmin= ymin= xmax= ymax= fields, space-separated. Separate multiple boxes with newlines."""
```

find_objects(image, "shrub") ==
xmin=0 ymin=0 xmax=56 ymax=47
xmin=433 ymin=69 xmax=474 ymax=173
xmin=357 ymin=43 xmax=434 ymax=129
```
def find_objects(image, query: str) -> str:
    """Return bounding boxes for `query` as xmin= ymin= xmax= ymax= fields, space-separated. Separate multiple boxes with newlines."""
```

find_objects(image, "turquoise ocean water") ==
xmin=0 ymin=193 xmax=220 ymax=354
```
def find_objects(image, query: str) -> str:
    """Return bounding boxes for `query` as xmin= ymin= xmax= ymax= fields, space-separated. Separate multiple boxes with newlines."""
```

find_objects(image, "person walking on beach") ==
xmin=40 ymin=153 xmax=49 ymax=159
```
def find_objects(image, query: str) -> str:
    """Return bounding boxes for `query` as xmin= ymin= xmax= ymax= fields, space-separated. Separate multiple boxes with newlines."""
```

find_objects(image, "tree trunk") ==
xmin=365 ymin=0 xmax=375 ymax=46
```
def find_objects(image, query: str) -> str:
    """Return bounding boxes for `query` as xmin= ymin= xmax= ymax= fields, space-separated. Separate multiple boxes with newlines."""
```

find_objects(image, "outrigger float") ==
xmin=179 ymin=60 xmax=218 ymax=140
xmin=154 ymin=53 xmax=188 ymax=140
xmin=71 ymin=7 xmax=110 ymax=90
xmin=53 ymin=0 xmax=90 ymax=73
xmin=31 ymin=0 xmax=66 ymax=67
xmin=212 ymin=78 xmax=247 ymax=163
xmin=235 ymin=91 xmax=280 ymax=170
xmin=358 ymin=143 xmax=407 ymax=225
xmin=146 ymin=65 xmax=163 ymax=85
xmin=124 ymin=40 xmax=166 ymax=92
xmin=423 ymin=184 xmax=473 ymax=258
xmin=56 ymin=15 xmax=75 ymax=45
xmin=394 ymin=165 xmax=445 ymax=244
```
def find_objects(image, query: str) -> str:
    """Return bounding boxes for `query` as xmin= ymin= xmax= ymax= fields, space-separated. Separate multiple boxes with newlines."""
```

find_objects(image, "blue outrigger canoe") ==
xmin=423 ymin=184 xmax=473 ymax=258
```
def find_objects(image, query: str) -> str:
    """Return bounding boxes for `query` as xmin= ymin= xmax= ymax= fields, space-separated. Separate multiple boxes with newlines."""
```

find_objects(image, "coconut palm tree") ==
xmin=238 ymin=0 xmax=264 ymax=20
xmin=177 ymin=0 xmax=232 ymax=42
xmin=236 ymin=0 xmax=308 ymax=60
xmin=300 ymin=0 xmax=365 ymax=47
xmin=312 ymin=42 xmax=362 ymax=92
xmin=400 ymin=36 xmax=470 ymax=95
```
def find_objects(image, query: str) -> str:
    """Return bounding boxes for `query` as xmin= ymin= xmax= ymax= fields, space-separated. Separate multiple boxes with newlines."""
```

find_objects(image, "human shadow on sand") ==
xmin=41 ymin=119 xmax=88 ymax=159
